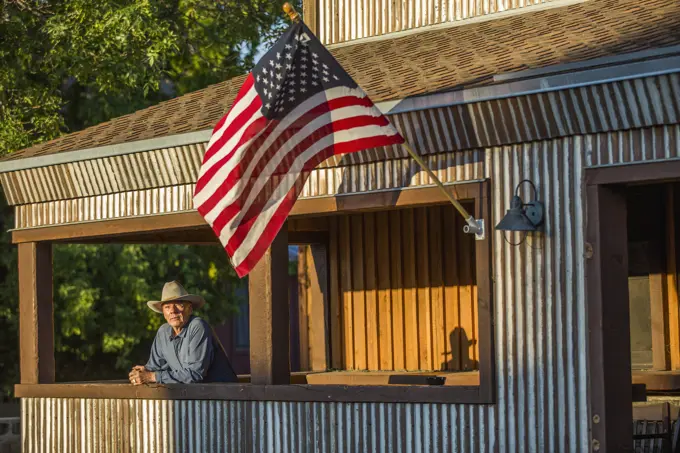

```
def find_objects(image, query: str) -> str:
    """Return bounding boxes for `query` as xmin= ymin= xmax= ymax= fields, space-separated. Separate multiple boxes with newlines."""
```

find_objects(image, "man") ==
xmin=128 ymin=281 xmax=238 ymax=385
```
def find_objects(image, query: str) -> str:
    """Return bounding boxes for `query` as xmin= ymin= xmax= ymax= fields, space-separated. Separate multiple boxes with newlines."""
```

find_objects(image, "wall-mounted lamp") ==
xmin=495 ymin=180 xmax=544 ymax=241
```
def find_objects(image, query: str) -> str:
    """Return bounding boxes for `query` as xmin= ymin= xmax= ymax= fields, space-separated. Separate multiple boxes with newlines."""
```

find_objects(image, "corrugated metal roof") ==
xmin=3 ymin=72 xmax=678 ymax=206
xmin=2 ymin=0 xmax=679 ymax=163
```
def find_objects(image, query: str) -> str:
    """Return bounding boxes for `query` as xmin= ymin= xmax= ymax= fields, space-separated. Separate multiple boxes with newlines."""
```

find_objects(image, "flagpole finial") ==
xmin=283 ymin=3 xmax=301 ymax=22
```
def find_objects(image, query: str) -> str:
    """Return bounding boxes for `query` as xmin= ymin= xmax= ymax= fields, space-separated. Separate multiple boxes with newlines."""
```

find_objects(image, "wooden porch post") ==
xmin=249 ymin=227 xmax=290 ymax=385
xmin=18 ymin=242 xmax=55 ymax=384
xmin=586 ymin=184 xmax=632 ymax=452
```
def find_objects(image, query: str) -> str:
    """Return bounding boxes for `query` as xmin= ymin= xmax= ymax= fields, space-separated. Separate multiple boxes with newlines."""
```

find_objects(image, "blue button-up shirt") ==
xmin=145 ymin=315 xmax=237 ymax=384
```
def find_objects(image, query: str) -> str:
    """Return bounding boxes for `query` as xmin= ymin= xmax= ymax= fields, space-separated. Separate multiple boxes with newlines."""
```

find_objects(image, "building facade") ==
xmin=2 ymin=0 xmax=680 ymax=451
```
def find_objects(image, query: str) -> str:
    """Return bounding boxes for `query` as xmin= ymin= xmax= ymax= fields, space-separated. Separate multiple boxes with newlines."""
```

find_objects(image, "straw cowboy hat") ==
xmin=147 ymin=281 xmax=205 ymax=314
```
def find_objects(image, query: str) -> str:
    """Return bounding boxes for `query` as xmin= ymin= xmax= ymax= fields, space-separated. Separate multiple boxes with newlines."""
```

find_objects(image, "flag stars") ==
xmin=285 ymin=43 xmax=292 ymax=50
xmin=285 ymin=53 xmax=293 ymax=59
xmin=301 ymin=48 xmax=308 ymax=54
xmin=323 ymin=76 xmax=329 ymax=82
xmin=286 ymin=63 xmax=292 ymax=70
xmin=333 ymin=74 xmax=339 ymax=80
xmin=275 ymin=72 xmax=283 ymax=80
xmin=311 ymin=81 xmax=318 ymax=86
xmin=322 ymin=63 xmax=329 ymax=69
xmin=269 ymin=60 xmax=275 ymax=66
xmin=275 ymin=62 xmax=282 ymax=70
xmin=262 ymin=68 xmax=269 ymax=75
xmin=312 ymin=52 xmax=318 ymax=58
xmin=289 ymin=96 xmax=296 ymax=102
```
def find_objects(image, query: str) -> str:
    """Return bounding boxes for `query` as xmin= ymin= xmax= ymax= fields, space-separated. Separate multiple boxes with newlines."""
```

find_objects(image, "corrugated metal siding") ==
xmin=20 ymin=135 xmax=593 ymax=452
xmin=14 ymin=150 xmax=484 ymax=229
xmin=22 ymin=397 xmax=496 ymax=453
xmin=0 ymin=143 xmax=206 ymax=206
xmin=14 ymin=184 xmax=196 ymax=229
xmin=585 ymin=125 xmax=680 ymax=167
xmin=317 ymin=0 xmax=556 ymax=45
xmin=3 ymin=73 xmax=679 ymax=207
xmin=489 ymin=137 xmax=587 ymax=452
xmin=325 ymin=205 xmax=479 ymax=372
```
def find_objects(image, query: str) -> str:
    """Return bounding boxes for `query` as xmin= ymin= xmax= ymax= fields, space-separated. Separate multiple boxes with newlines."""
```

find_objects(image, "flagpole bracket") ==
xmin=463 ymin=216 xmax=485 ymax=241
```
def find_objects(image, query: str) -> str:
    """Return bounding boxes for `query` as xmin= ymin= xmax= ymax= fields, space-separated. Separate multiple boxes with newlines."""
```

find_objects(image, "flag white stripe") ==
xmin=194 ymin=107 xmax=265 ymax=205
xmin=195 ymin=89 xmax=334 ymax=208
xmin=203 ymin=102 xmax=384 ymax=226
xmin=228 ymin=123 xmax=402 ymax=266
xmin=196 ymin=86 xmax=369 ymax=218
xmin=204 ymin=85 xmax=259 ymax=155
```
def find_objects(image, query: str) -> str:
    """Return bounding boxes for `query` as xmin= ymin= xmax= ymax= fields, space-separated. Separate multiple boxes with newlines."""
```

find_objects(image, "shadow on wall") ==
xmin=441 ymin=327 xmax=478 ymax=371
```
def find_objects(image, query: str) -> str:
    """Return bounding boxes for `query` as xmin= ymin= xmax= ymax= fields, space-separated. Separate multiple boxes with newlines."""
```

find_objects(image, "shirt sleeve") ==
xmin=145 ymin=331 xmax=167 ymax=373
xmin=155 ymin=322 xmax=214 ymax=384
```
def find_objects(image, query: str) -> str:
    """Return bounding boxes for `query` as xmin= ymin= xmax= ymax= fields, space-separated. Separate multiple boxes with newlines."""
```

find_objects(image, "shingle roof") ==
xmin=4 ymin=0 xmax=679 ymax=162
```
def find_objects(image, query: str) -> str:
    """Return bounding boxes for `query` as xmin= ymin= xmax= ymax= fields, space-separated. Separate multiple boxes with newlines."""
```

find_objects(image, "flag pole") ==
xmin=281 ymin=3 xmax=485 ymax=239
xmin=401 ymin=142 xmax=484 ymax=238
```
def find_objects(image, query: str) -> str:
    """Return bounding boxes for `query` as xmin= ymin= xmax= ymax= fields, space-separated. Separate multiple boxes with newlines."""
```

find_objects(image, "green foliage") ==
xmin=0 ymin=0 xmax=298 ymax=154
xmin=52 ymin=243 xmax=245 ymax=381
xmin=0 ymin=0 xmax=301 ymax=398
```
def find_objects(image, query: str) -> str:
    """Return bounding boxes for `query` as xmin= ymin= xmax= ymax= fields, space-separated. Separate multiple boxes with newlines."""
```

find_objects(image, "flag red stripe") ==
xmin=198 ymin=92 xmax=263 ymax=179
xmin=197 ymin=95 xmax=377 ymax=223
xmin=209 ymin=75 xmax=255 ymax=137
xmin=231 ymin=132 xmax=403 ymax=277
xmin=195 ymin=108 xmax=267 ymax=198
xmin=213 ymin=114 xmax=393 ymax=243
xmin=226 ymin=127 xmax=403 ymax=262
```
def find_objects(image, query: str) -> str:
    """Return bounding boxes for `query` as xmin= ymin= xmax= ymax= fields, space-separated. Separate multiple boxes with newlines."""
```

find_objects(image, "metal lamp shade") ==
xmin=495 ymin=195 xmax=538 ymax=232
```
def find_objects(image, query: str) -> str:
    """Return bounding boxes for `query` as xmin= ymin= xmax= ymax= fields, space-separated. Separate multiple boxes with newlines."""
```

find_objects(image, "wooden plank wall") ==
xmin=318 ymin=204 xmax=479 ymax=372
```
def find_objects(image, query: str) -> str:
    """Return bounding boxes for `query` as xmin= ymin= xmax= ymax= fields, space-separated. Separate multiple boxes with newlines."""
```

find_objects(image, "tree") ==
xmin=0 ymin=0 xmax=296 ymax=154
xmin=0 ymin=0 xmax=300 ymax=399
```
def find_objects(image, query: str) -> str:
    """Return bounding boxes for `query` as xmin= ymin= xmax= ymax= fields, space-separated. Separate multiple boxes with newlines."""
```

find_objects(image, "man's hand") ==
xmin=128 ymin=366 xmax=157 ymax=385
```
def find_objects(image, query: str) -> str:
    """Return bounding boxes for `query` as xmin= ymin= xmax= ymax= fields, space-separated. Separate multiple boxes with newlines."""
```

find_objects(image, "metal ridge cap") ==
xmin=493 ymin=44 xmax=680 ymax=83
xmin=381 ymin=54 xmax=680 ymax=115
xmin=0 ymin=129 xmax=213 ymax=174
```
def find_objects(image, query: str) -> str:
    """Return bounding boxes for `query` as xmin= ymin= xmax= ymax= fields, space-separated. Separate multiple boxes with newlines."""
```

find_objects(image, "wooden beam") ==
xmin=12 ymin=183 xmax=484 ymax=244
xmin=586 ymin=160 xmax=680 ymax=186
xmin=474 ymin=181 xmax=495 ymax=402
xmin=586 ymin=184 xmax=633 ymax=452
xmin=14 ymin=381 xmax=485 ymax=404
xmin=19 ymin=242 xmax=54 ymax=384
xmin=248 ymin=226 xmax=290 ymax=385
xmin=13 ymin=212 xmax=207 ymax=244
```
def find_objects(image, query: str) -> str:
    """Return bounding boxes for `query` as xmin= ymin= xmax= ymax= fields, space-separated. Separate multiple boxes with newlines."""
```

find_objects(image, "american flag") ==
xmin=193 ymin=21 xmax=404 ymax=277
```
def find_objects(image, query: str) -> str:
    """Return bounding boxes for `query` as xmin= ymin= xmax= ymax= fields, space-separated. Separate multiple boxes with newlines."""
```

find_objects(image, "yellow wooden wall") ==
xmin=323 ymin=204 xmax=479 ymax=372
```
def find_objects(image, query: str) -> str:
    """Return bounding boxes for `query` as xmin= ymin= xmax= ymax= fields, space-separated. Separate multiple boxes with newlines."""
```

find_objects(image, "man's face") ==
xmin=162 ymin=301 xmax=193 ymax=329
